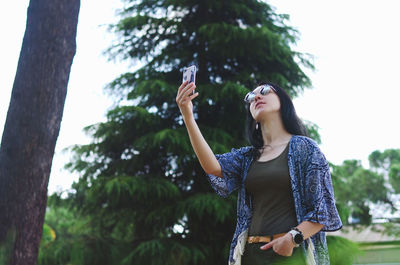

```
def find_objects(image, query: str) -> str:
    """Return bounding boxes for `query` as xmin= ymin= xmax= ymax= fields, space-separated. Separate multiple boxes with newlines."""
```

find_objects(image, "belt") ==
xmin=247 ymin=233 xmax=287 ymax=243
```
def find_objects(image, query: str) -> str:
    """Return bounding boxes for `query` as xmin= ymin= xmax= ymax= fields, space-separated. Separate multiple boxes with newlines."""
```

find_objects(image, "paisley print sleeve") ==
xmin=303 ymin=143 xmax=343 ymax=231
xmin=206 ymin=147 xmax=247 ymax=198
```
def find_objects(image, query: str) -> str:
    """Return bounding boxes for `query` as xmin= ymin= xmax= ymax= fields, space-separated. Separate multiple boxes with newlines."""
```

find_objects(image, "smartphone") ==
xmin=183 ymin=65 xmax=197 ymax=86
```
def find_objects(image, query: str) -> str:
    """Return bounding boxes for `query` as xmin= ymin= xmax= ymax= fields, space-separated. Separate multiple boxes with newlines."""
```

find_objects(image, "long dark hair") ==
xmin=245 ymin=82 xmax=307 ymax=158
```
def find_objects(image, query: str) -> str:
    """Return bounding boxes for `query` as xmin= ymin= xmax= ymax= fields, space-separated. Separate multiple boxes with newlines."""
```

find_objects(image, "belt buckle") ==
xmin=249 ymin=236 xmax=259 ymax=243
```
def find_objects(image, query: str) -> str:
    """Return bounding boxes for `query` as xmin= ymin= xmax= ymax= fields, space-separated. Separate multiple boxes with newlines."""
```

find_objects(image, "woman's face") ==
xmin=248 ymin=85 xmax=281 ymax=122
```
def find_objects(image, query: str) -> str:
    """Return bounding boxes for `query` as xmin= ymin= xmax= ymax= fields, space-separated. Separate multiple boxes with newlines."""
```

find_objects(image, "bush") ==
xmin=327 ymin=235 xmax=362 ymax=265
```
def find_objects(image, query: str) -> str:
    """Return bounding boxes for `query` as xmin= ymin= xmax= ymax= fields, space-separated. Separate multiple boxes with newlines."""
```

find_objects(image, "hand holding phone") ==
xmin=177 ymin=66 xmax=199 ymax=118
xmin=183 ymin=65 xmax=196 ymax=95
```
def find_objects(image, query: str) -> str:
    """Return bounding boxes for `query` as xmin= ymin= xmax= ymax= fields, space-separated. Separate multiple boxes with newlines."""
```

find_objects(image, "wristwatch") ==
xmin=288 ymin=227 xmax=304 ymax=246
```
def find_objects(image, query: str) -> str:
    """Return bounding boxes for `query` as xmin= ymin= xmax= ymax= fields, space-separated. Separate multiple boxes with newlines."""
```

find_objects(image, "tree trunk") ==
xmin=0 ymin=0 xmax=80 ymax=264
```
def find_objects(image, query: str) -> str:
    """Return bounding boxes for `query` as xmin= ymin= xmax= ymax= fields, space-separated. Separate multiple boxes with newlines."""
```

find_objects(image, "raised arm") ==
xmin=176 ymin=81 xmax=222 ymax=177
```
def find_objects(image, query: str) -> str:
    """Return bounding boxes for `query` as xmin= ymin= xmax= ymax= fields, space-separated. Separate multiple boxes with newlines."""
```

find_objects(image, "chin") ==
xmin=254 ymin=109 xmax=278 ymax=120
xmin=255 ymin=107 xmax=269 ymax=116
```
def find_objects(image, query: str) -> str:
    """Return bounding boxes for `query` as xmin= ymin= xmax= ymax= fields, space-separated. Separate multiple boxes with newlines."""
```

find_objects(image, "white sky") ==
xmin=1 ymin=0 xmax=400 ymax=196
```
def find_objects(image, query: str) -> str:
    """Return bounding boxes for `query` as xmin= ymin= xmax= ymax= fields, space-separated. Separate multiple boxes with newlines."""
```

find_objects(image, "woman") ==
xmin=176 ymin=81 xmax=342 ymax=265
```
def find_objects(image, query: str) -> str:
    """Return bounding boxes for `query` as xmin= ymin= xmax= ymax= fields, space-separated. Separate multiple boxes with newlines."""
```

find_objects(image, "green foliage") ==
xmin=382 ymin=221 xmax=400 ymax=238
xmin=366 ymin=149 xmax=400 ymax=236
xmin=369 ymin=149 xmax=400 ymax=193
xmin=38 ymin=195 xmax=101 ymax=265
xmin=369 ymin=149 xmax=400 ymax=170
xmin=327 ymin=236 xmax=362 ymax=265
xmin=331 ymin=160 xmax=392 ymax=225
xmin=303 ymin=120 xmax=321 ymax=144
xmin=121 ymin=239 xmax=208 ymax=265
xmin=42 ymin=0 xmax=315 ymax=264
xmin=40 ymin=223 xmax=56 ymax=248
xmin=39 ymin=195 xmax=138 ymax=265
xmin=389 ymin=164 xmax=400 ymax=193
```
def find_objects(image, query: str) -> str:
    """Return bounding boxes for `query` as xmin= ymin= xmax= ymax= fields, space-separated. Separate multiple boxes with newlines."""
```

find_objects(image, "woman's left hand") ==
xmin=259 ymin=233 xmax=296 ymax=256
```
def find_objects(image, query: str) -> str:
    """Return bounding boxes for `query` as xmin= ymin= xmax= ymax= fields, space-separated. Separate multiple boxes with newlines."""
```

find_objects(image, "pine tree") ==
xmin=61 ymin=0 xmax=314 ymax=264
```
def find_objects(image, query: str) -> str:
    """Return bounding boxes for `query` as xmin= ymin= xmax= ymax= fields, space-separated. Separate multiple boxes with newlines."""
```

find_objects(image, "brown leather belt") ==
xmin=247 ymin=233 xmax=287 ymax=243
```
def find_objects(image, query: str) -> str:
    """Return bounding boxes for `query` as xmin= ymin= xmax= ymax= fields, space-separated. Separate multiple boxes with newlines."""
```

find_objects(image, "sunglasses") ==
xmin=244 ymin=85 xmax=276 ymax=103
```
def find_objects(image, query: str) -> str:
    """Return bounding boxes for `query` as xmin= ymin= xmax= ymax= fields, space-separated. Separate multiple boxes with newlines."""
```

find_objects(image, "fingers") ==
xmin=188 ymin=91 xmax=199 ymax=100
xmin=176 ymin=82 xmax=197 ymax=104
xmin=260 ymin=241 xmax=273 ymax=250
xmin=260 ymin=238 xmax=294 ymax=257
xmin=183 ymin=83 xmax=196 ymax=98
xmin=178 ymin=80 xmax=189 ymax=92
xmin=178 ymin=81 xmax=194 ymax=95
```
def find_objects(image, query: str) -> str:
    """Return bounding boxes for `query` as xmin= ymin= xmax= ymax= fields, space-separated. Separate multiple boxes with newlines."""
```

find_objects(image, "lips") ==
xmin=255 ymin=102 xmax=265 ymax=108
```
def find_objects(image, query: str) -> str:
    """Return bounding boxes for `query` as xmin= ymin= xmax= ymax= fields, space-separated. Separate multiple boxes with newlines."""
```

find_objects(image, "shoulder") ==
xmin=216 ymin=146 xmax=253 ymax=160
xmin=226 ymin=146 xmax=254 ymax=159
xmin=235 ymin=146 xmax=253 ymax=155
xmin=291 ymin=135 xmax=320 ymax=150
xmin=291 ymin=135 xmax=327 ymax=165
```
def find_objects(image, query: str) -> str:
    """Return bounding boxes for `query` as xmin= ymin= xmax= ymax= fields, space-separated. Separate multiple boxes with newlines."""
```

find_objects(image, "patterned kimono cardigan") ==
xmin=207 ymin=135 xmax=342 ymax=265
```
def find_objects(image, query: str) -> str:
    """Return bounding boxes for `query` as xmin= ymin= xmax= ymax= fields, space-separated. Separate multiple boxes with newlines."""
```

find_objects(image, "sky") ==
xmin=1 ymin=0 xmax=400 ymax=198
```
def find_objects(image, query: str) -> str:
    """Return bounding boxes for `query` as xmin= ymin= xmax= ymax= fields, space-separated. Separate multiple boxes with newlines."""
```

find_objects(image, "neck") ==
xmin=258 ymin=114 xmax=292 ymax=146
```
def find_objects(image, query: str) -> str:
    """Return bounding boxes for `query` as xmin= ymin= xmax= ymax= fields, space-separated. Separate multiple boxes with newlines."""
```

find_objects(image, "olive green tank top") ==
xmin=245 ymin=144 xmax=298 ymax=236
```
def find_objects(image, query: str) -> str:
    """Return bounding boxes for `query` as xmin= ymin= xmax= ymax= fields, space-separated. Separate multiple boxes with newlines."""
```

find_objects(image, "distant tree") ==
xmin=368 ymin=149 xmax=400 ymax=235
xmin=389 ymin=164 xmax=400 ymax=194
xmin=369 ymin=149 xmax=400 ymax=193
xmin=331 ymin=159 xmax=394 ymax=225
xmin=56 ymin=0 xmax=315 ymax=264
xmin=0 ymin=0 xmax=80 ymax=264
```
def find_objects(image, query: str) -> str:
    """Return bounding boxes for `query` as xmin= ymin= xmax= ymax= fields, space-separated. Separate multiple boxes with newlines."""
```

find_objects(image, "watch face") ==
xmin=294 ymin=233 xmax=304 ymax=244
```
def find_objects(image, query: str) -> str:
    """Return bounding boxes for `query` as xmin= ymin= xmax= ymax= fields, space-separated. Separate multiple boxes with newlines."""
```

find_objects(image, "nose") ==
xmin=253 ymin=93 xmax=262 ymax=102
